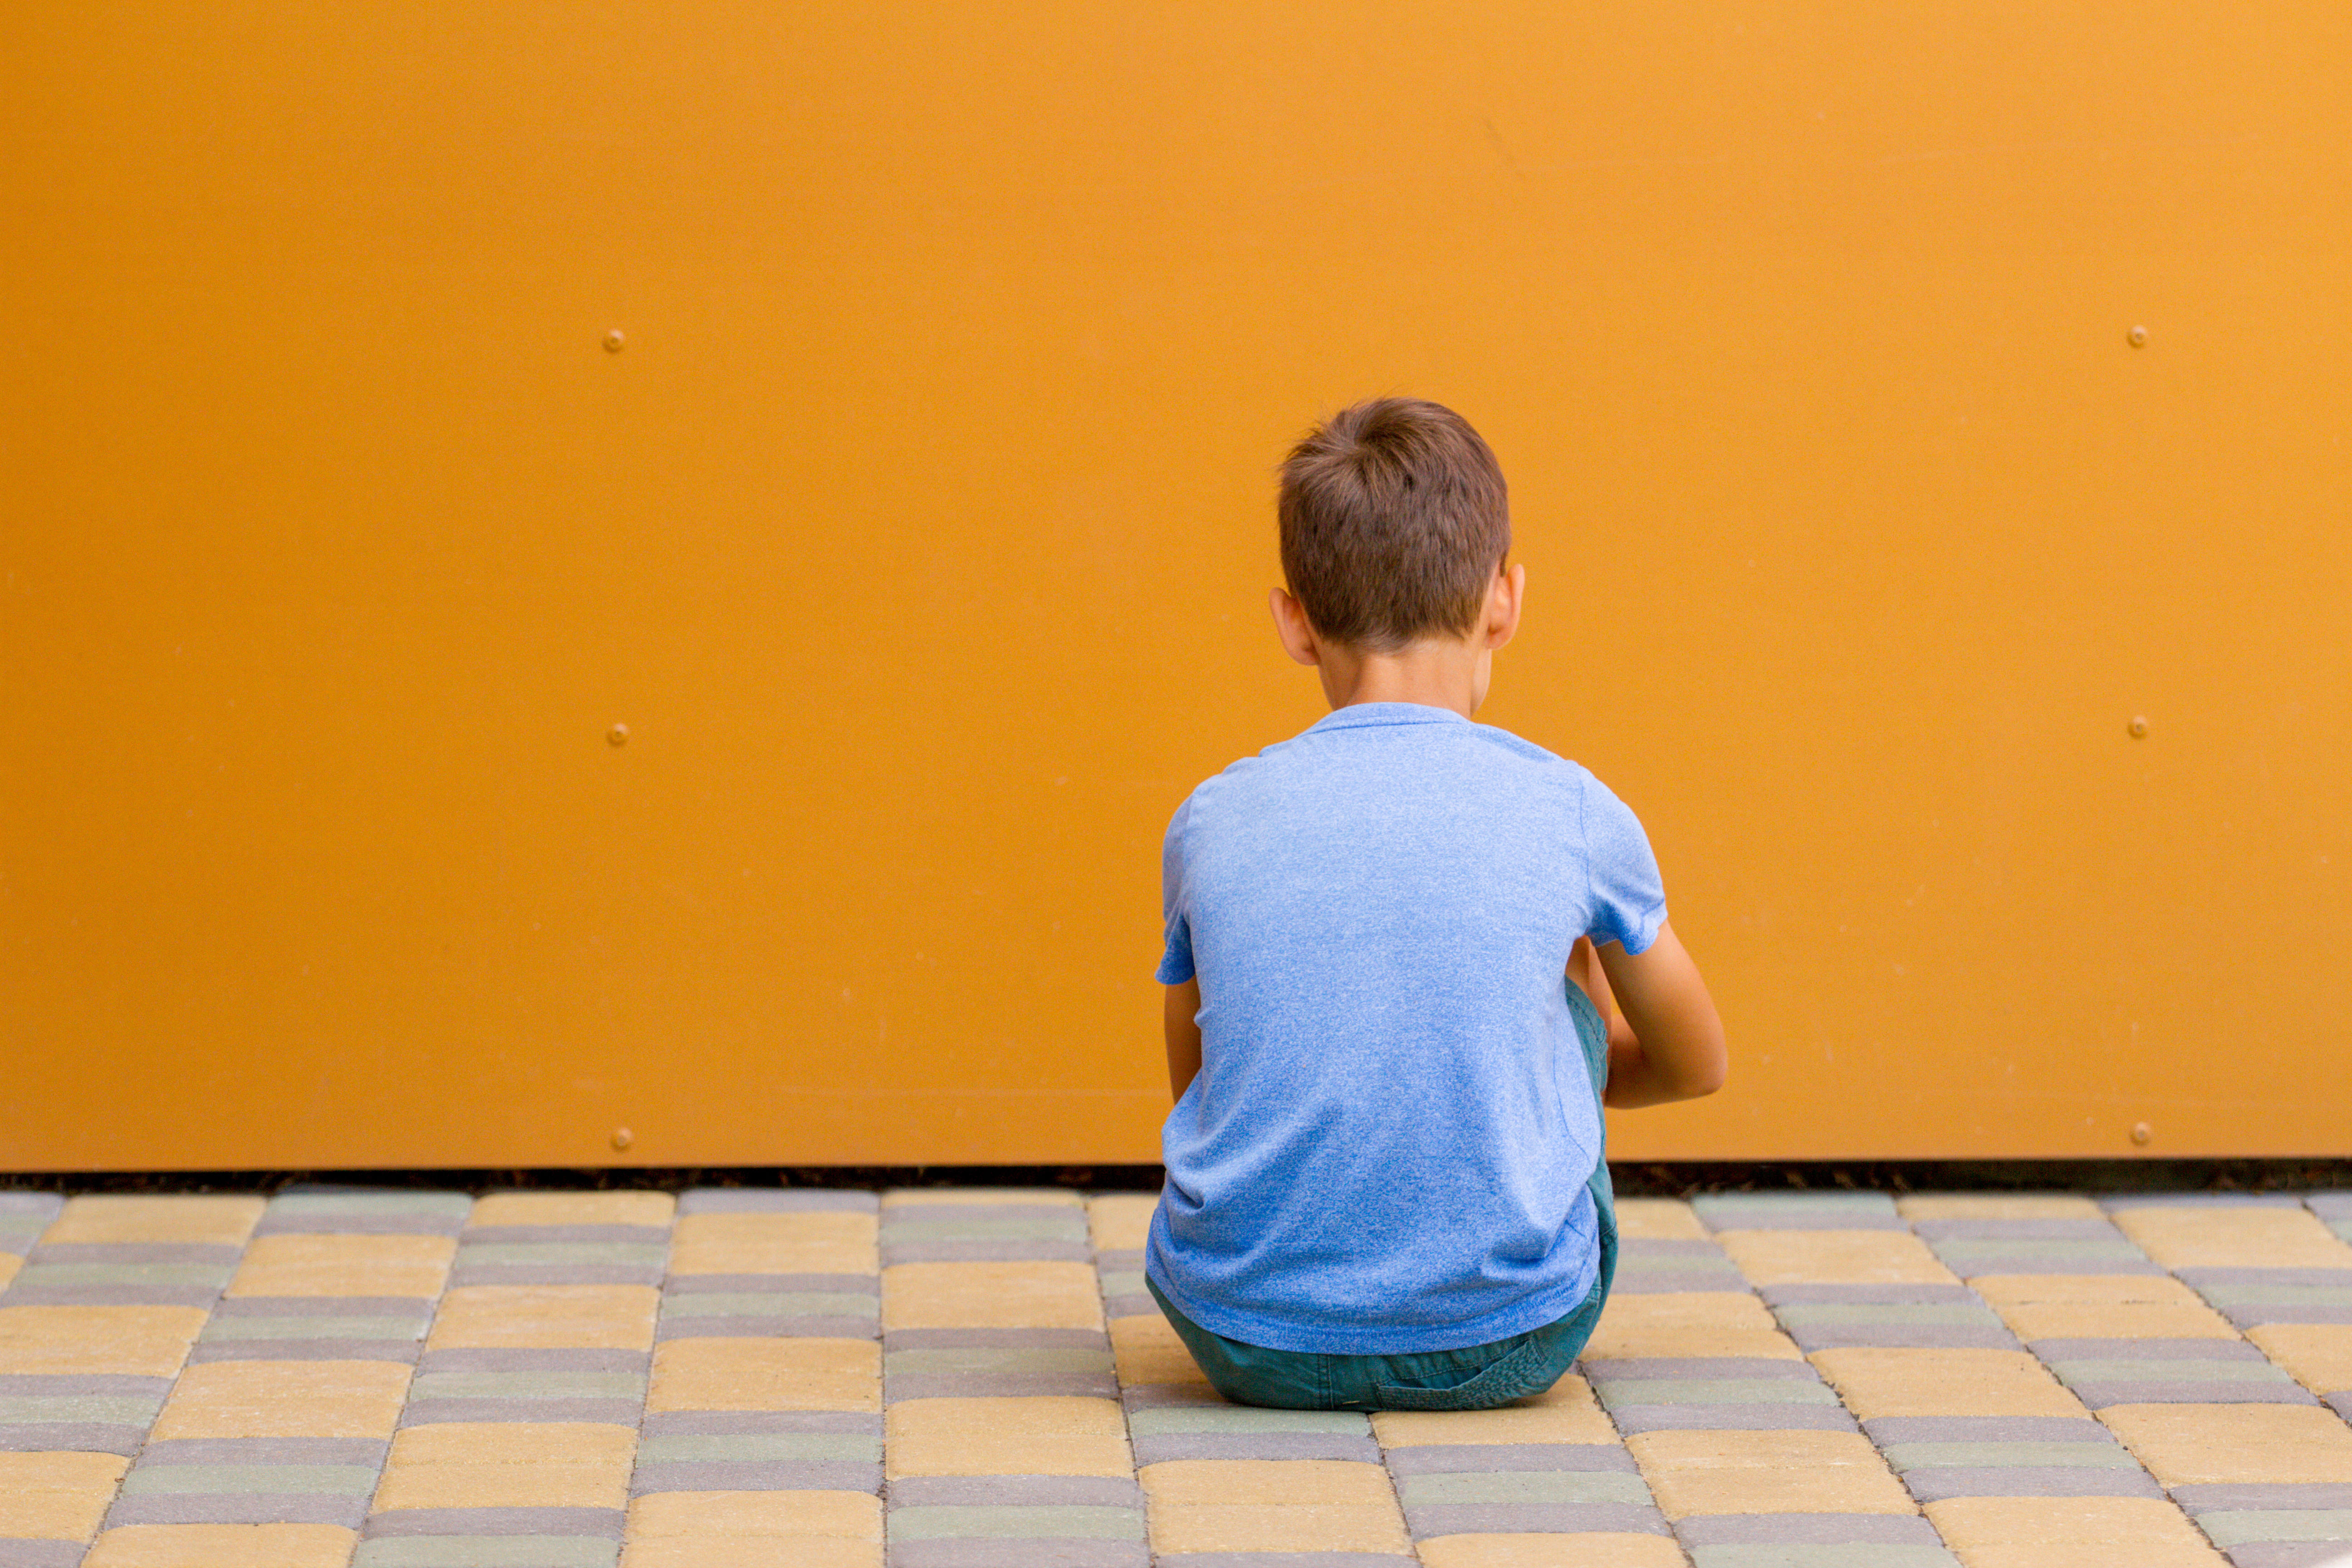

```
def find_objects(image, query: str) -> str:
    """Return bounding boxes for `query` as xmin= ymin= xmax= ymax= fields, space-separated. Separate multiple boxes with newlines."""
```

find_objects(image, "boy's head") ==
xmin=1277 ymin=398 xmax=1510 ymax=653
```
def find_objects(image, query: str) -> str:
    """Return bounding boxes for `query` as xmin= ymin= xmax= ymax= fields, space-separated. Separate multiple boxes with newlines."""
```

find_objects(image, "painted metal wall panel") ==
xmin=5 ymin=2 xmax=2347 ymax=1166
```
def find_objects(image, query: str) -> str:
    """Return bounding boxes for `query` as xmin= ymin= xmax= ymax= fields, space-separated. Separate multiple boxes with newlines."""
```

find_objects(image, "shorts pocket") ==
xmin=1370 ymin=1330 xmax=1552 ymax=1411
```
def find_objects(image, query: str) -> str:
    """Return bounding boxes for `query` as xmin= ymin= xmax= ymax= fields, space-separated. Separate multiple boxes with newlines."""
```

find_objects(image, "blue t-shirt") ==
xmin=1148 ymin=701 xmax=1667 ymax=1355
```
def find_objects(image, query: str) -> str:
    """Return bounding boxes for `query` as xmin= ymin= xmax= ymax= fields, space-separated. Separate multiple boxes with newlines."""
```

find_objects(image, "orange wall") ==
xmin=5 ymin=2 xmax=2349 ymax=1169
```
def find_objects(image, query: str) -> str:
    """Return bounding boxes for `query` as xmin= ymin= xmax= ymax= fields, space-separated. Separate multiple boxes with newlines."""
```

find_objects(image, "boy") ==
xmin=1148 ymin=397 xmax=1727 ymax=1411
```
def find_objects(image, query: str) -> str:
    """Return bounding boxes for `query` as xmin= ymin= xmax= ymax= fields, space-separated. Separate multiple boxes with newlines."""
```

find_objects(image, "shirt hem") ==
xmin=1143 ymin=1245 xmax=1602 ymax=1357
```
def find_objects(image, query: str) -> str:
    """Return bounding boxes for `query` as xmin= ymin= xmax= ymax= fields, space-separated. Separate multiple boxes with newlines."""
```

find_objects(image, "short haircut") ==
xmin=1277 ymin=398 xmax=1510 ymax=651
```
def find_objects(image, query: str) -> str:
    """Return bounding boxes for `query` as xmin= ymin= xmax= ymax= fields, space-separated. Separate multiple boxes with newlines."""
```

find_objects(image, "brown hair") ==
xmin=1277 ymin=398 xmax=1510 ymax=651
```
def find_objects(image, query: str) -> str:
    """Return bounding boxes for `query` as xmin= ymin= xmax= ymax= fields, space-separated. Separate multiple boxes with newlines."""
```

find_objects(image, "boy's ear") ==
xmin=1485 ymin=563 xmax=1526 ymax=651
xmin=1269 ymin=587 xmax=1322 ymax=666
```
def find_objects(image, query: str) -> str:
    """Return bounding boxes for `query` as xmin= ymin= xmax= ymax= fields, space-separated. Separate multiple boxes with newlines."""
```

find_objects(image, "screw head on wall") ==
xmin=2128 ymin=325 xmax=2148 ymax=347
xmin=608 ymin=724 xmax=630 ymax=746
xmin=604 ymin=330 xmax=626 ymax=352
xmin=2128 ymin=716 xmax=2149 ymax=738
xmin=611 ymin=1127 xmax=635 ymax=1151
xmin=2131 ymin=1122 xmax=2153 ymax=1146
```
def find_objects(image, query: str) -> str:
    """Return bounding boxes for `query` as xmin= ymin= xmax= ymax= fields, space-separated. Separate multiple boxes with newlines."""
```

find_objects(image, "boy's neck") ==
xmin=1313 ymin=637 xmax=1493 ymax=720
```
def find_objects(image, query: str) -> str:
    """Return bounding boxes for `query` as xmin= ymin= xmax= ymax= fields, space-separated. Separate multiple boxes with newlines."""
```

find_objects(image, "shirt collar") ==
xmin=1304 ymin=701 xmax=1472 ymax=733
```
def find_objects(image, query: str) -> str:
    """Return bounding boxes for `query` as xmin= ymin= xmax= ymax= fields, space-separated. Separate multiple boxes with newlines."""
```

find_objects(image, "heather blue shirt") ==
xmin=1148 ymin=702 xmax=1666 ymax=1355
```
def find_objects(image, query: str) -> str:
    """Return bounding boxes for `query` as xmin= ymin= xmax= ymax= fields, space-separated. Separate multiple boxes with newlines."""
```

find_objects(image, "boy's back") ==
xmin=1149 ymin=700 xmax=1663 ymax=1355
xmin=1147 ymin=396 xmax=1723 ymax=1408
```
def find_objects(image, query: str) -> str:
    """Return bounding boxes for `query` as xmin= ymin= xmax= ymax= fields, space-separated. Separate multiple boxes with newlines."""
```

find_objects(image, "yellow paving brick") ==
xmin=1112 ymin=1313 xmax=1210 ymax=1386
xmin=626 ymin=1490 xmax=881 ymax=1538
xmin=1812 ymin=1348 xmax=2087 ymax=1420
xmin=1976 ymin=1273 xmax=2236 ymax=1340
xmin=1614 ymin=1200 xmax=1708 ymax=1240
xmin=1419 ymin=1533 xmax=1689 ymax=1568
xmin=1087 ymin=1194 xmax=1157 ymax=1252
xmin=2110 ymin=1207 xmax=2352 ymax=1271
xmin=1583 ymin=1292 xmax=1800 ymax=1362
xmin=880 ymin=1188 xmax=1082 ymax=1208
xmin=2249 ymin=1323 xmax=2352 ymax=1393
xmin=1718 ymin=1230 xmax=1958 ymax=1286
xmin=426 ymin=1284 xmax=659 ymax=1350
xmin=1895 ymin=1195 xmax=2106 ymax=1222
xmin=1372 ymin=1375 xmax=1616 ymax=1448
xmin=0 ymin=1452 xmax=130 ymax=1541
xmin=152 ymin=1359 xmax=413 ymax=1440
xmin=669 ymin=1212 xmax=877 ymax=1276
xmin=648 ymin=1336 xmax=879 ymax=1412
xmin=886 ymin=1396 xmax=1131 ymax=1476
xmin=1924 ymin=1496 xmax=2226 ymax=1567
xmin=468 ymin=1191 xmax=675 ymax=1229
xmin=622 ymin=1543 xmax=879 ymax=1568
xmin=1142 ymin=1459 xmax=1410 ymax=1554
xmin=1626 ymin=1429 xmax=1916 ymax=1519
xmin=377 ymin=1422 xmax=636 ymax=1510
xmin=0 ymin=1305 xmax=211 ymax=1377
xmin=389 ymin=1421 xmax=638 ymax=1467
xmin=46 ymin=1196 xmax=266 ymax=1246
xmin=83 ymin=1524 xmax=357 ymax=1568
xmin=2100 ymin=1403 xmax=2352 ymax=1485
xmin=881 ymin=1261 xmax=1104 ymax=1331
xmin=225 ymin=1234 xmax=455 ymax=1299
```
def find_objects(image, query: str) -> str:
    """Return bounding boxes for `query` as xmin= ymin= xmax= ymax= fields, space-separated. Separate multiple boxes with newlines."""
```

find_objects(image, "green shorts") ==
xmin=1148 ymin=980 xmax=1620 ymax=1411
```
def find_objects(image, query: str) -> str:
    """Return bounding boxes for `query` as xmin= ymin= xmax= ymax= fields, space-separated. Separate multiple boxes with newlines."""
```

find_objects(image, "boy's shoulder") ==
xmin=1171 ymin=710 xmax=1606 ymax=832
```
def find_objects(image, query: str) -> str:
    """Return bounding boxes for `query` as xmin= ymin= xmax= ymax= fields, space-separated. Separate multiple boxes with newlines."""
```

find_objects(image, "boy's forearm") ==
xmin=1164 ymin=979 xmax=1203 ymax=1101
xmin=1594 ymin=922 xmax=1728 ymax=1108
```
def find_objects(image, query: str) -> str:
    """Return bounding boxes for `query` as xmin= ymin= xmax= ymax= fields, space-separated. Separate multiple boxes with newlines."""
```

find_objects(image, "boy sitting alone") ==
xmin=1148 ymin=397 xmax=1728 ymax=1411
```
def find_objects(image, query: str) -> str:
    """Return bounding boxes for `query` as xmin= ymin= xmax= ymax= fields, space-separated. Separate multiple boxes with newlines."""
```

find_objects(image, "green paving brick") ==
xmin=16 ymin=1263 xmax=235 ymax=1287
xmin=1126 ymin=1407 xmax=1368 ymax=1436
xmin=355 ymin=1541 xmax=618 ymax=1568
xmin=2045 ymin=1357 xmax=2295 ymax=1384
xmin=1591 ymin=1379 xmax=1844 ymax=1405
xmin=2196 ymin=1511 xmax=2352 ymax=1546
xmin=1098 ymin=1271 xmax=1146 ymax=1295
xmin=1880 ymin=1442 xmax=2145 ymax=1472
xmin=1693 ymin=1548 xmax=1958 ymax=1568
xmin=201 ymin=1315 xmax=429 ymax=1341
xmin=1929 ymin=1240 xmax=2150 ymax=1262
xmin=888 ymin=1505 xmax=1143 ymax=1541
xmin=1773 ymin=1305 xmax=2001 ymax=1326
xmin=0 ymin=1395 xmax=165 ymax=1423
xmin=122 ymin=1464 xmax=380 ymax=1494
xmin=637 ymin=1433 xmax=880 ymax=1463
xmin=882 ymin=1220 xmax=1084 ymax=1242
xmin=1396 ymin=1470 xmax=1655 ymax=1506
xmin=453 ymin=1244 xmax=667 ymax=1268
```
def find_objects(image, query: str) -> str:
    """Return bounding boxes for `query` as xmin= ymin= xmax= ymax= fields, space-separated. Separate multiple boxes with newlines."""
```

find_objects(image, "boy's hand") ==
xmin=1588 ymin=922 xmax=1727 ymax=1108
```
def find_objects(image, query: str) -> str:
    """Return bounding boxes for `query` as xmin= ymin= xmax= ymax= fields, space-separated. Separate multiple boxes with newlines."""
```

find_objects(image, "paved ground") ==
xmin=2 ymin=1186 xmax=2350 ymax=1567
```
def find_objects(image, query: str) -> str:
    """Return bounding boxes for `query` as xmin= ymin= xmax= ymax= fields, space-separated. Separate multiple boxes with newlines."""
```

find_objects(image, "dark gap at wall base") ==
xmin=5 ymin=1158 xmax=2350 ymax=1197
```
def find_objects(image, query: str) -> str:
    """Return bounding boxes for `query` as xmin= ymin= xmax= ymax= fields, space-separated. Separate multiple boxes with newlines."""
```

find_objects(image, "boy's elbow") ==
xmin=1684 ymin=1052 xmax=1728 ymax=1099
xmin=1668 ymin=1032 xmax=1728 ymax=1100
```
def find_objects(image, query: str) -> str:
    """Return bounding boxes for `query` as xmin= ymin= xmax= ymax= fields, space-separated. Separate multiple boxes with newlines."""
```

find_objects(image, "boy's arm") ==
xmin=1588 ymin=921 xmax=1727 ymax=1108
xmin=1164 ymin=978 xmax=1202 ymax=1101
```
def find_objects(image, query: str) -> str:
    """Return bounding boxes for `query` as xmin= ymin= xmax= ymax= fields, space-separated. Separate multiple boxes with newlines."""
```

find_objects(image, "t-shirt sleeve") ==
xmin=1582 ymin=774 xmax=1668 ymax=955
xmin=1155 ymin=794 xmax=1196 ymax=984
